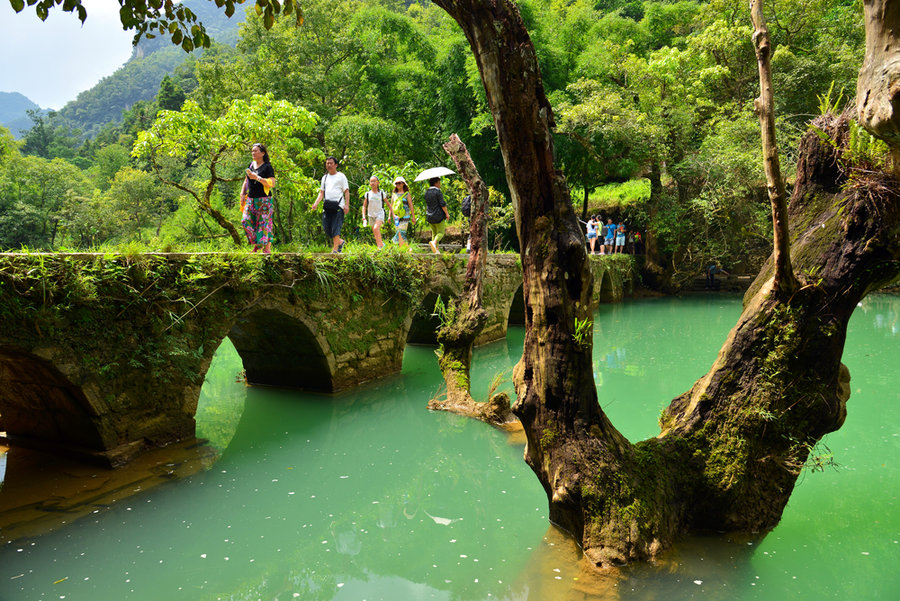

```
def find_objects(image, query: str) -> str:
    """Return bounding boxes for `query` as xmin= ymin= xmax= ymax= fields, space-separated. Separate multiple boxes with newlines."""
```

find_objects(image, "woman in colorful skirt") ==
xmin=240 ymin=143 xmax=276 ymax=254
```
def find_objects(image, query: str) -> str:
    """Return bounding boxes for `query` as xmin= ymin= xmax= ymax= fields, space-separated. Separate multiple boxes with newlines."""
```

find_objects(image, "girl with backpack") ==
xmin=362 ymin=175 xmax=387 ymax=248
xmin=389 ymin=176 xmax=416 ymax=248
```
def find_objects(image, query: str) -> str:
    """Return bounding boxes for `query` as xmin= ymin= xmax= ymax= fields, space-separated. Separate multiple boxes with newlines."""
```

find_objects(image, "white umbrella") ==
xmin=414 ymin=166 xmax=456 ymax=182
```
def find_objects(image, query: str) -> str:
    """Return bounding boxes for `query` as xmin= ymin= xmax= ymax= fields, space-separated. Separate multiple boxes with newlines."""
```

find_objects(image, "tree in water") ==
xmin=427 ymin=134 xmax=513 ymax=426
xmin=432 ymin=0 xmax=900 ymax=567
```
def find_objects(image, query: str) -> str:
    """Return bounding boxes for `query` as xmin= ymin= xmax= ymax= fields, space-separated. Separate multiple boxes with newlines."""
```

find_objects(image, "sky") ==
xmin=0 ymin=0 xmax=135 ymax=110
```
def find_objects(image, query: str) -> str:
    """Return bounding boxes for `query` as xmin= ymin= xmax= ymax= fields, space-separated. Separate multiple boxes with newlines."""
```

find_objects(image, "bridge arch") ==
xmin=507 ymin=284 xmax=526 ymax=326
xmin=228 ymin=306 xmax=336 ymax=392
xmin=0 ymin=347 xmax=108 ymax=453
xmin=0 ymin=252 xmax=638 ymax=465
xmin=597 ymin=272 xmax=616 ymax=304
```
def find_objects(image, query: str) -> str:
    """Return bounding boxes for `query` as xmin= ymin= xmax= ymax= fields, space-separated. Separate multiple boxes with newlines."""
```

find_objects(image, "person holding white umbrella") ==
xmin=416 ymin=167 xmax=454 ymax=254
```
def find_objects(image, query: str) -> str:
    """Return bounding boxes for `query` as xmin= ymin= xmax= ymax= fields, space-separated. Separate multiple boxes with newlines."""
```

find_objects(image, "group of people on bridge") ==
xmin=584 ymin=216 xmax=642 ymax=255
xmin=240 ymin=148 xmax=450 ymax=255
xmin=239 ymin=146 xmax=643 ymax=258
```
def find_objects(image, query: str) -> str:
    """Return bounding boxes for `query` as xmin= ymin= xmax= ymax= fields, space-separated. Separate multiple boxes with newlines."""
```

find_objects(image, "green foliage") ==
xmin=810 ymin=118 xmax=891 ymax=175
xmin=133 ymin=93 xmax=320 ymax=244
xmin=844 ymin=121 xmax=891 ymax=172
xmin=6 ymin=0 xmax=868 ymax=269
xmin=588 ymin=179 xmax=651 ymax=210
xmin=60 ymin=45 xmax=192 ymax=137
xmin=572 ymin=316 xmax=593 ymax=349
xmin=157 ymin=75 xmax=186 ymax=111
xmin=431 ymin=294 xmax=457 ymax=328
xmin=19 ymin=110 xmax=82 ymax=161
xmin=0 ymin=154 xmax=92 ymax=249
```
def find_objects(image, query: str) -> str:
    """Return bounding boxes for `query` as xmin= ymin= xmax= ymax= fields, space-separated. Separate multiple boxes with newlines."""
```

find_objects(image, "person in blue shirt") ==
xmin=706 ymin=263 xmax=730 ymax=289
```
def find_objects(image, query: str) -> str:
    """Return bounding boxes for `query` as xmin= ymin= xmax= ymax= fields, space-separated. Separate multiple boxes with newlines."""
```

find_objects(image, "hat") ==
xmin=393 ymin=176 xmax=407 ymax=184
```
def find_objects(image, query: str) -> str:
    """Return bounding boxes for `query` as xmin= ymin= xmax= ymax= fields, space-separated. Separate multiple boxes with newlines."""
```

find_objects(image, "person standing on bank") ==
xmin=424 ymin=177 xmax=449 ymax=254
xmin=311 ymin=156 xmax=350 ymax=253
xmin=241 ymin=143 xmax=276 ymax=255
xmin=362 ymin=175 xmax=386 ymax=249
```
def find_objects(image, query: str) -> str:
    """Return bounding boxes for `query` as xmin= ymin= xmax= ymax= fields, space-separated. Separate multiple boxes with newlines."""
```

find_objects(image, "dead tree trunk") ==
xmin=435 ymin=0 xmax=900 ymax=568
xmin=428 ymin=135 xmax=514 ymax=425
xmin=750 ymin=0 xmax=797 ymax=293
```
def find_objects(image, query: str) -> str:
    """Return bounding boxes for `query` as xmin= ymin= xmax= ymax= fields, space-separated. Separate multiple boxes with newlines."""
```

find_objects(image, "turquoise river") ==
xmin=0 ymin=294 xmax=897 ymax=600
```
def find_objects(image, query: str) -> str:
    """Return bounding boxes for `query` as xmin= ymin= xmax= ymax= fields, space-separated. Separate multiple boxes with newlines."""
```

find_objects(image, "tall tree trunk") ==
xmin=432 ymin=0 xmax=628 ymax=563
xmin=428 ymin=135 xmax=513 ymax=424
xmin=434 ymin=0 xmax=900 ymax=568
xmin=582 ymin=182 xmax=589 ymax=222
xmin=750 ymin=0 xmax=797 ymax=294
xmin=642 ymin=161 xmax=668 ymax=287
xmin=857 ymin=0 xmax=900 ymax=145
xmin=857 ymin=0 xmax=900 ymax=174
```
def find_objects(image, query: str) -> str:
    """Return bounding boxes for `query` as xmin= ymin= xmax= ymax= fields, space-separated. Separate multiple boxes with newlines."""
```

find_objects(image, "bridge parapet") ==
xmin=0 ymin=251 xmax=634 ymax=465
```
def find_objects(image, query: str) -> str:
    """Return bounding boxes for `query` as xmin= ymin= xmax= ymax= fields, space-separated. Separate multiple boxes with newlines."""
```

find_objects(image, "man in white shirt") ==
xmin=311 ymin=156 xmax=351 ymax=253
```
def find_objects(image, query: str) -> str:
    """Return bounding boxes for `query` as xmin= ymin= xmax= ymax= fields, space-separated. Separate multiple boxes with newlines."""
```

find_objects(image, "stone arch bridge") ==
xmin=0 ymin=252 xmax=635 ymax=465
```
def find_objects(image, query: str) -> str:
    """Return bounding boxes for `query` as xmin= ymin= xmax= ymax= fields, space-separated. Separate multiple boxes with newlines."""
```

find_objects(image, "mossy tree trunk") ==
xmin=435 ymin=0 xmax=900 ymax=568
xmin=428 ymin=134 xmax=514 ymax=424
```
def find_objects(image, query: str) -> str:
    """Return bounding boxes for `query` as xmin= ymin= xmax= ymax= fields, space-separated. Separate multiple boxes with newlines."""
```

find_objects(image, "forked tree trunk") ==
xmin=434 ymin=0 xmax=900 ymax=567
xmin=428 ymin=134 xmax=513 ymax=424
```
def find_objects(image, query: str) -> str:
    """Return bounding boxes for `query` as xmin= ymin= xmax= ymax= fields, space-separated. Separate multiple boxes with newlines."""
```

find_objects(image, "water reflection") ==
xmin=195 ymin=338 xmax=248 ymax=451
xmin=509 ymin=525 xmax=772 ymax=601
xmin=856 ymin=293 xmax=900 ymax=335
xmin=0 ymin=438 xmax=219 ymax=545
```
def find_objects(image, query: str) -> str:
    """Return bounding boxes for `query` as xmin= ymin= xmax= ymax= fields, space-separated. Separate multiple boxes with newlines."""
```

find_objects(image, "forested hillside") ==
xmin=57 ymin=0 xmax=244 ymax=136
xmin=1 ymin=0 xmax=865 ymax=287
xmin=0 ymin=92 xmax=40 ymax=137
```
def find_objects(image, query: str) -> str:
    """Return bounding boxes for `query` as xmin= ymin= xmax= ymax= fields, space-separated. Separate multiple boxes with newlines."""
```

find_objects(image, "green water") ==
xmin=0 ymin=295 xmax=897 ymax=600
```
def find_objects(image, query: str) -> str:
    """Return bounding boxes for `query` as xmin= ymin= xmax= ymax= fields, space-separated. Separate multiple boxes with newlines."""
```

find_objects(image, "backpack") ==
xmin=461 ymin=195 xmax=471 ymax=218
xmin=392 ymin=193 xmax=407 ymax=218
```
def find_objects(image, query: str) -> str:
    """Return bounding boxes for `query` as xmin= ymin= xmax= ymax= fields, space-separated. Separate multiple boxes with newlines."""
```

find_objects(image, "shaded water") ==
xmin=0 ymin=295 xmax=897 ymax=600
